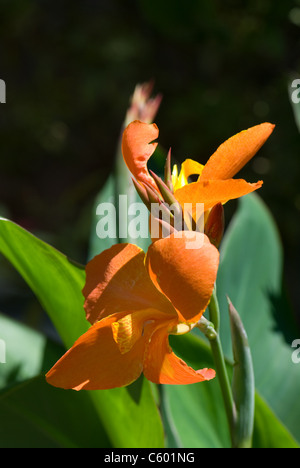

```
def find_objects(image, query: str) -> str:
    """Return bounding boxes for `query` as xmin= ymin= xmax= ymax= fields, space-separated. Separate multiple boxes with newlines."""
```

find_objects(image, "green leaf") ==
xmin=253 ymin=393 xmax=299 ymax=448
xmin=88 ymin=174 xmax=118 ymax=259
xmin=0 ymin=312 xmax=62 ymax=389
xmin=217 ymin=193 xmax=300 ymax=445
xmin=0 ymin=217 xmax=89 ymax=349
xmin=0 ymin=313 xmax=110 ymax=447
xmin=0 ymin=376 xmax=111 ymax=448
xmin=0 ymin=218 xmax=164 ymax=448
xmin=90 ymin=377 xmax=164 ymax=448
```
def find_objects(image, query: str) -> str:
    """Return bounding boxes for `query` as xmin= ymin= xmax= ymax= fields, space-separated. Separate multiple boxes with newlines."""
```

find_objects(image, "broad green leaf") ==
xmin=0 ymin=218 xmax=164 ymax=448
xmin=0 ymin=312 xmax=62 ymax=389
xmin=88 ymin=174 xmax=118 ymax=259
xmin=0 ymin=376 xmax=111 ymax=448
xmin=89 ymin=377 xmax=164 ymax=448
xmin=166 ymin=332 xmax=299 ymax=448
xmin=0 ymin=217 xmax=88 ymax=349
xmin=217 ymin=193 xmax=300 ymax=444
xmin=0 ymin=313 xmax=110 ymax=447
xmin=253 ymin=392 xmax=299 ymax=448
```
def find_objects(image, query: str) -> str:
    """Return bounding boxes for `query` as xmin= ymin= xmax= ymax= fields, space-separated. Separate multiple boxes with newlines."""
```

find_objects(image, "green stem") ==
xmin=198 ymin=316 xmax=237 ymax=447
xmin=208 ymin=286 xmax=220 ymax=333
xmin=210 ymin=331 xmax=237 ymax=446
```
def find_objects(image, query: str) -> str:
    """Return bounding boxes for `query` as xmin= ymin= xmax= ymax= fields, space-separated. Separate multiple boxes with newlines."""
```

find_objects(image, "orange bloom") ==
xmin=122 ymin=120 xmax=275 ymax=215
xmin=46 ymin=232 xmax=219 ymax=390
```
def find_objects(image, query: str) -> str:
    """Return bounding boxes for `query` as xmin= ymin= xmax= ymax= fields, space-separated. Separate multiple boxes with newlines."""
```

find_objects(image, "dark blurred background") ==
xmin=0 ymin=0 xmax=299 ymax=328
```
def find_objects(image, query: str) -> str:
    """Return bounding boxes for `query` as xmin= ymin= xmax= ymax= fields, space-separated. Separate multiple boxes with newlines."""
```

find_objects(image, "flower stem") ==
xmin=198 ymin=315 xmax=237 ymax=447
xmin=208 ymin=286 xmax=220 ymax=333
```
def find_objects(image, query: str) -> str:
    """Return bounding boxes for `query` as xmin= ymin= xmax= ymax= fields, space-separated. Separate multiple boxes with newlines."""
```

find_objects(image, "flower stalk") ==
xmin=198 ymin=293 xmax=255 ymax=448
xmin=198 ymin=315 xmax=237 ymax=447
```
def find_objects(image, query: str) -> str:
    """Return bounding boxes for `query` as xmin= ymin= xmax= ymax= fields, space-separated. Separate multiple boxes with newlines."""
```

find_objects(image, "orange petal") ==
xmin=121 ymin=120 xmax=159 ymax=190
xmin=146 ymin=232 xmax=219 ymax=323
xmin=201 ymin=123 xmax=275 ymax=181
xmin=143 ymin=325 xmax=215 ymax=384
xmin=83 ymin=243 xmax=175 ymax=325
xmin=174 ymin=178 xmax=263 ymax=213
xmin=46 ymin=313 xmax=145 ymax=390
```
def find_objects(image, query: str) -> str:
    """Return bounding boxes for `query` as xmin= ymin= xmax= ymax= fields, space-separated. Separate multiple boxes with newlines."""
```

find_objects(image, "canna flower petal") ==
xmin=83 ymin=243 xmax=175 ymax=324
xmin=146 ymin=231 xmax=219 ymax=323
xmin=143 ymin=325 xmax=215 ymax=384
xmin=200 ymin=123 xmax=275 ymax=181
xmin=174 ymin=178 xmax=263 ymax=213
xmin=121 ymin=120 xmax=159 ymax=191
xmin=45 ymin=312 xmax=146 ymax=390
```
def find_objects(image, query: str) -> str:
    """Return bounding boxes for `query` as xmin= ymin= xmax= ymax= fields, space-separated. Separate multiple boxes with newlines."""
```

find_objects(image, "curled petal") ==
xmin=200 ymin=123 xmax=275 ymax=181
xmin=174 ymin=178 xmax=263 ymax=213
xmin=121 ymin=120 xmax=159 ymax=191
xmin=146 ymin=232 xmax=219 ymax=323
xmin=83 ymin=243 xmax=175 ymax=324
xmin=143 ymin=325 xmax=215 ymax=384
xmin=46 ymin=313 xmax=145 ymax=391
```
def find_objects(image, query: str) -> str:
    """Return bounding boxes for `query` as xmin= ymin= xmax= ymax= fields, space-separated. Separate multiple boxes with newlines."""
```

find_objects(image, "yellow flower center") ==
xmin=172 ymin=159 xmax=204 ymax=191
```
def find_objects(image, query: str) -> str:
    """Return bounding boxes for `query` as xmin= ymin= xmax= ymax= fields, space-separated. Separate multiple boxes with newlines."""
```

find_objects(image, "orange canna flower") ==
xmin=46 ymin=231 xmax=219 ymax=390
xmin=122 ymin=120 xmax=275 ymax=216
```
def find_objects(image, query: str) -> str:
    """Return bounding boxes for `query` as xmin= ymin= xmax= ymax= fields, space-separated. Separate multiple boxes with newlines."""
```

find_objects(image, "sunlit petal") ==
xmin=175 ymin=178 xmax=263 ymax=213
xmin=146 ymin=232 xmax=219 ymax=323
xmin=200 ymin=123 xmax=274 ymax=181
xmin=46 ymin=313 xmax=145 ymax=391
xmin=121 ymin=120 xmax=159 ymax=190
xmin=143 ymin=325 xmax=215 ymax=384
xmin=83 ymin=243 xmax=175 ymax=324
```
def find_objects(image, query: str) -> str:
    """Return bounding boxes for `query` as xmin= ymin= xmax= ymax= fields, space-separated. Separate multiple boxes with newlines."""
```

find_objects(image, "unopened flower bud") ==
xmin=204 ymin=203 xmax=225 ymax=248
